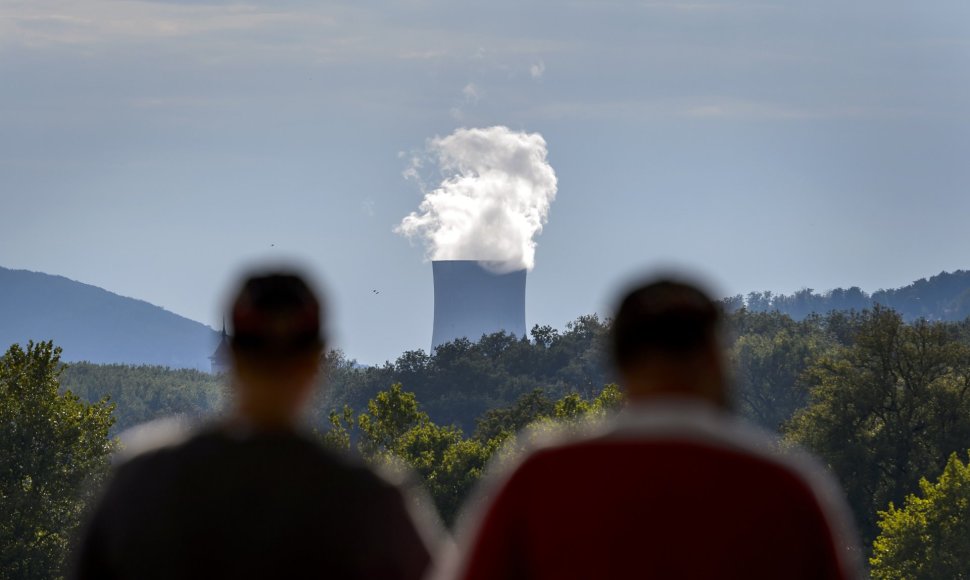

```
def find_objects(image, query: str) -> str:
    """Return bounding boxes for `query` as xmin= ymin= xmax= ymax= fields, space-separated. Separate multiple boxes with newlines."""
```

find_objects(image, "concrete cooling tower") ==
xmin=431 ymin=260 xmax=526 ymax=349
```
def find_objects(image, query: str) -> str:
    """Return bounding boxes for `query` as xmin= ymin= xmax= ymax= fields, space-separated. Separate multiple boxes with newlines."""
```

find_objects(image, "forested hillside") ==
xmin=735 ymin=269 xmax=970 ymax=321
xmin=59 ymin=363 xmax=225 ymax=435
xmin=0 ymin=267 xmax=218 ymax=369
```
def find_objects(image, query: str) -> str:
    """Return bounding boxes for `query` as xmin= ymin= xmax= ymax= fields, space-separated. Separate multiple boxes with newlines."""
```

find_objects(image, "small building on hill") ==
xmin=209 ymin=324 xmax=232 ymax=374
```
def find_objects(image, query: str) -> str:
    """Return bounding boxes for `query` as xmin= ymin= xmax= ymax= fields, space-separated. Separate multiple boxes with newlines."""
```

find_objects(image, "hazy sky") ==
xmin=2 ymin=0 xmax=969 ymax=364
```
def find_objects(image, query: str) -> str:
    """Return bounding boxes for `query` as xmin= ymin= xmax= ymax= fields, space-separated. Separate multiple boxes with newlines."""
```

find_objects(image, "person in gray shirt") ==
xmin=72 ymin=271 xmax=434 ymax=580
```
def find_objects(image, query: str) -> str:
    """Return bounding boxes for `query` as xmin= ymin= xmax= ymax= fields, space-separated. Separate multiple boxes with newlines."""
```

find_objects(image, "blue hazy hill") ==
xmin=0 ymin=267 xmax=218 ymax=370
xmin=734 ymin=270 xmax=970 ymax=322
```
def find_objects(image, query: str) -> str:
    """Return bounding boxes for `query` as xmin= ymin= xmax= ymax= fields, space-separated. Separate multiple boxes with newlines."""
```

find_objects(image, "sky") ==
xmin=2 ymin=0 xmax=969 ymax=364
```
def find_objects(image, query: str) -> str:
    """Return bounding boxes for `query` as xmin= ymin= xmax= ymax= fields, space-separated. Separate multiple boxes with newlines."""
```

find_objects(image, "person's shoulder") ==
xmin=114 ymin=415 xmax=194 ymax=463
xmin=253 ymin=428 xmax=417 ymax=496
xmin=607 ymin=401 xmax=862 ymax=570
xmin=487 ymin=402 xmax=747 ymax=471
xmin=603 ymin=400 xmax=839 ymax=484
xmin=487 ymin=400 xmax=848 ymax=512
xmin=114 ymin=420 xmax=381 ymax=480
xmin=105 ymin=416 xmax=204 ymax=484
xmin=459 ymin=415 xmax=614 ymax=502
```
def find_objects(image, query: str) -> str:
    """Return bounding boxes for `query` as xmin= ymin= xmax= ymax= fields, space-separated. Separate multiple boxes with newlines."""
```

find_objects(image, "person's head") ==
xmin=228 ymin=271 xmax=325 ymax=426
xmin=611 ymin=278 xmax=728 ymax=407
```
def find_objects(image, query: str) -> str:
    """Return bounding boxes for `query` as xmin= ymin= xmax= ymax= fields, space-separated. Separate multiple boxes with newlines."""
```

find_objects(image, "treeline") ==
xmin=317 ymin=314 xmax=610 ymax=432
xmin=7 ymin=304 xmax=970 ymax=577
xmin=729 ymin=269 xmax=970 ymax=322
xmin=60 ymin=363 xmax=225 ymax=435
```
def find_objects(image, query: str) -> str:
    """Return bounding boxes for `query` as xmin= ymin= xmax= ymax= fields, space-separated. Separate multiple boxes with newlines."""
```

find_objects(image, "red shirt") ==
xmin=455 ymin=401 xmax=861 ymax=579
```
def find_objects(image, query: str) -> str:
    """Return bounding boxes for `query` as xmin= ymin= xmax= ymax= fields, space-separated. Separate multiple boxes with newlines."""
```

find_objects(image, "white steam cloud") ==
xmin=396 ymin=126 xmax=558 ymax=273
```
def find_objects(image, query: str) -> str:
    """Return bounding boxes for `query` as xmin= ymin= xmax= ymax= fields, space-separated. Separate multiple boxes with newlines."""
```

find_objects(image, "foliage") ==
xmin=553 ymin=384 xmax=624 ymax=422
xmin=60 ymin=362 xmax=224 ymax=435
xmin=320 ymin=383 xmax=619 ymax=526
xmin=0 ymin=342 xmax=115 ymax=580
xmin=871 ymin=451 xmax=970 ymax=580
xmin=472 ymin=389 xmax=556 ymax=442
xmin=330 ymin=384 xmax=495 ymax=525
xmin=318 ymin=406 xmax=355 ymax=452
xmin=589 ymin=383 xmax=624 ymax=413
xmin=786 ymin=307 xmax=970 ymax=545
xmin=320 ymin=315 xmax=611 ymax=431
xmin=726 ymin=311 xmax=831 ymax=431
xmin=357 ymin=384 xmax=432 ymax=458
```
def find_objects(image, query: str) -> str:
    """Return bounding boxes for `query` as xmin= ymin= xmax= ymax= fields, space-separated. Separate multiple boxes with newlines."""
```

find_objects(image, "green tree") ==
xmin=473 ymin=389 xmax=555 ymax=442
xmin=553 ymin=392 xmax=590 ymax=420
xmin=0 ymin=342 xmax=115 ymax=580
xmin=357 ymin=383 xmax=428 ymax=457
xmin=871 ymin=451 xmax=970 ymax=580
xmin=427 ymin=437 xmax=497 ymax=522
xmin=786 ymin=307 xmax=970 ymax=545
xmin=589 ymin=383 xmax=624 ymax=414
xmin=321 ymin=383 xmax=623 ymax=526
xmin=730 ymin=324 xmax=825 ymax=431
xmin=353 ymin=384 xmax=494 ymax=524
xmin=391 ymin=421 xmax=491 ymax=524
xmin=318 ymin=405 xmax=355 ymax=452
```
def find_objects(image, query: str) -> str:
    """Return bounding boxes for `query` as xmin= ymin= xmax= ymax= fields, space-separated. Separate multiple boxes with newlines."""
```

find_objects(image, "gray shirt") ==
xmin=72 ymin=425 xmax=432 ymax=580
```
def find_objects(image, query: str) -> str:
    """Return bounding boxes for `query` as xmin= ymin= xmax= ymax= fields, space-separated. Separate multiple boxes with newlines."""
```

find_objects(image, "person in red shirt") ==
xmin=452 ymin=278 xmax=862 ymax=580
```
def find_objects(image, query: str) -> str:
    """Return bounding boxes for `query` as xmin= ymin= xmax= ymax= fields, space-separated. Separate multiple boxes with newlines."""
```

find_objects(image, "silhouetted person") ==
xmin=72 ymin=272 xmax=434 ymax=580
xmin=451 ymin=278 xmax=861 ymax=579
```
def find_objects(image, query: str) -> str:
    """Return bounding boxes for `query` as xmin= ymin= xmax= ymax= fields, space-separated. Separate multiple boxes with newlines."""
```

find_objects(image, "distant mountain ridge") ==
xmin=2 ymin=266 xmax=968 ymax=370
xmin=0 ymin=267 xmax=217 ymax=370
xmin=731 ymin=270 xmax=970 ymax=322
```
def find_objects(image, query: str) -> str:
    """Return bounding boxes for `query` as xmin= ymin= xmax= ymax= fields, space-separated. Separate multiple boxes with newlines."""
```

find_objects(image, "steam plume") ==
xmin=396 ymin=126 xmax=558 ymax=273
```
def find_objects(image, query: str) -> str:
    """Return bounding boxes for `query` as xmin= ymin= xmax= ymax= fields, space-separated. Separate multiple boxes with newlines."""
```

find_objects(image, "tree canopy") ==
xmin=786 ymin=307 xmax=970 ymax=545
xmin=0 ymin=342 xmax=115 ymax=580
xmin=320 ymin=383 xmax=623 ymax=525
xmin=60 ymin=363 xmax=224 ymax=435
xmin=320 ymin=315 xmax=611 ymax=432
xmin=871 ymin=451 xmax=970 ymax=580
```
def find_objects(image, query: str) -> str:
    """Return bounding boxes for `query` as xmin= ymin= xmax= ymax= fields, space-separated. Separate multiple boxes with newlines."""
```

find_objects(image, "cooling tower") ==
xmin=431 ymin=260 xmax=527 ymax=349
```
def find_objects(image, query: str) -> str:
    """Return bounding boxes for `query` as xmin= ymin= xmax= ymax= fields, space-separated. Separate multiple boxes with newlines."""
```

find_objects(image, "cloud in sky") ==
xmin=530 ymin=60 xmax=545 ymax=79
xmin=0 ymin=1 xmax=327 ymax=50
xmin=462 ymin=83 xmax=481 ymax=103
xmin=2 ymin=0 xmax=962 ymax=125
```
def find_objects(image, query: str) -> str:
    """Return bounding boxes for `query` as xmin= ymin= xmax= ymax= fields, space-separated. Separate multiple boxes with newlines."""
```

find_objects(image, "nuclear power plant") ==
xmin=431 ymin=260 xmax=527 ymax=349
